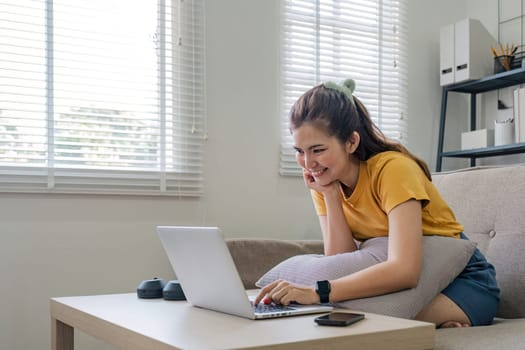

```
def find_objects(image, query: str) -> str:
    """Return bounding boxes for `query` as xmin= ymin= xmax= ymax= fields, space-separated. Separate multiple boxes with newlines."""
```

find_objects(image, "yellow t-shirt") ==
xmin=311 ymin=151 xmax=463 ymax=240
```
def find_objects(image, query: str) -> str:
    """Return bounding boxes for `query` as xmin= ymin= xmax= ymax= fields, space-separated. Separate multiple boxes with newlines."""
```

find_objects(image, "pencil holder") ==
xmin=511 ymin=51 xmax=524 ymax=70
xmin=494 ymin=55 xmax=513 ymax=73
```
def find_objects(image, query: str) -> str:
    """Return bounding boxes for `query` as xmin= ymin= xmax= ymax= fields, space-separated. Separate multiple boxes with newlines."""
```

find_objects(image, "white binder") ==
xmin=440 ymin=18 xmax=496 ymax=86
xmin=440 ymin=24 xmax=455 ymax=86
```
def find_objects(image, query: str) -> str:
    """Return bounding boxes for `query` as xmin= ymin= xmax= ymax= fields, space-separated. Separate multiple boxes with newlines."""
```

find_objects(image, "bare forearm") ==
xmin=322 ymin=196 xmax=358 ymax=255
xmin=329 ymin=260 xmax=420 ymax=302
xmin=326 ymin=200 xmax=424 ymax=303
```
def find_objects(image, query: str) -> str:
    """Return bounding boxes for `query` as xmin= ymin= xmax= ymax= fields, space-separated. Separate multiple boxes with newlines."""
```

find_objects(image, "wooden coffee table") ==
xmin=50 ymin=293 xmax=434 ymax=350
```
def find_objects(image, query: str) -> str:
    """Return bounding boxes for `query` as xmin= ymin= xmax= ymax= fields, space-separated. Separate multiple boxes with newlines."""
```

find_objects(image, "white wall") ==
xmin=0 ymin=1 xmax=510 ymax=349
xmin=407 ymin=0 xmax=468 ymax=170
xmin=203 ymin=0 xmax=321 ymax=240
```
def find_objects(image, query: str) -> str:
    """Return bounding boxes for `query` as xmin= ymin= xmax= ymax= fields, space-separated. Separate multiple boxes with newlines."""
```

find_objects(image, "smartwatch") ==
xmin=315 ymin=280 xmax=331 ymax=303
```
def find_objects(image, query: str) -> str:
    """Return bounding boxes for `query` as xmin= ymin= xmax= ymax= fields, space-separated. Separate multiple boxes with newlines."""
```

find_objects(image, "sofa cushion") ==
xmin=485 ymin=232 xmax=525 ymax=318
xmin=433 ymin=165 xmax=525 ymax=318
xmin=256 ymin=236 xmax=388 ymax=286
xmin=435 ymin=318 xmax=525 ymax=350
xmin=256 ymin=236 xmax=476 ymax=319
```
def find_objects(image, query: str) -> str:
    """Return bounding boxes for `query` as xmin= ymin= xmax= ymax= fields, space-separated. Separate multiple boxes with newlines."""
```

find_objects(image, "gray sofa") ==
xmin=227 ymin=164 xmax=525 ymax=350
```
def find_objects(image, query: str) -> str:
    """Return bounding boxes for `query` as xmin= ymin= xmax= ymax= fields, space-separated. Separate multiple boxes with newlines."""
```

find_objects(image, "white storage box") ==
xmin=461 ymin=129 xmax=494 ymax=150
xmin=440 ymin=18 xmax=496 ymax=86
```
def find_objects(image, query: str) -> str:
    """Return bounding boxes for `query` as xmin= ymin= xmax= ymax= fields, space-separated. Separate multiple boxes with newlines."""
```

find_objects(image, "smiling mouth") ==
xmin=309 ymin=168 xmax=327 ymax=177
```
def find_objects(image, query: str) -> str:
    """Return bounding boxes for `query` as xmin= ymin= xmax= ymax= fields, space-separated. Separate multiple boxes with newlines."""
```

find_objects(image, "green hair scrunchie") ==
xmin=323 ymin=79 xmax=356 ymax=106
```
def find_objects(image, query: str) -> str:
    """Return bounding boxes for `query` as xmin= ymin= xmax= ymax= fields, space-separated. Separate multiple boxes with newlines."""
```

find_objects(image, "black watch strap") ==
xmin=316 ymin=280 xmax=331 ymax=303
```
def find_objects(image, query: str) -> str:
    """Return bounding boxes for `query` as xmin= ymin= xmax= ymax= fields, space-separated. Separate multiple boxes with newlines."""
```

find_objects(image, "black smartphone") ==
xmin=314 ymin=312 xmax=365 ymax=327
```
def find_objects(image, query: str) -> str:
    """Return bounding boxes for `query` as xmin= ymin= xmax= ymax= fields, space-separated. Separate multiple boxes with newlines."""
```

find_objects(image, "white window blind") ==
xmin=0 ymin=0 xmax=206 ymax=196
xmin=280 ymin=0 xmax=408 ymax=176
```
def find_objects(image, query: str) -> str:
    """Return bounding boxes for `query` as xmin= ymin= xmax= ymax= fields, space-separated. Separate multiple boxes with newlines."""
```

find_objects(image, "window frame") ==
xmin=279 ymin=0 xmax=409 ymax=176
xmin=0 ymin=0 xmax=206 ymax=196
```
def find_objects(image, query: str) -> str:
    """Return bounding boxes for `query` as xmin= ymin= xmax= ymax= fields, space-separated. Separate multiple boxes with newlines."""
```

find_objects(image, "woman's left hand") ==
xmin=254 ymin=279 xmax=320 ymax=306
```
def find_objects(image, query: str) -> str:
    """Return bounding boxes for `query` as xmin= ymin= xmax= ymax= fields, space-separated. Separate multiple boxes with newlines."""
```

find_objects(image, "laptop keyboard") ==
xmin=254 ymin=303 xmax=294 ymax=314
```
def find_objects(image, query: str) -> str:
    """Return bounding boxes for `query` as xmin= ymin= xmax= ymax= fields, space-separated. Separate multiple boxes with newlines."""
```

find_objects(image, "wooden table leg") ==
xmin=51 ymin=317 xmax=74 ymax=350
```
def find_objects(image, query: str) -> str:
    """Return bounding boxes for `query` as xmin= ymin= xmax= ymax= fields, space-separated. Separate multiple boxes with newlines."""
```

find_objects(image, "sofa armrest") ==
xmin=226 ymin=239 xmax=324 ymax=289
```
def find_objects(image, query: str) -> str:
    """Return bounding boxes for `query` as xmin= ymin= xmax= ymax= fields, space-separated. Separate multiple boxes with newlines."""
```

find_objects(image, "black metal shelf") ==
xmin=436 ymin=68 xmax=525 ymax=171
xmin=442 ymin=142 xmax=525 ymax=158
xmin=446 ymin=67 xmax=525 ymax=94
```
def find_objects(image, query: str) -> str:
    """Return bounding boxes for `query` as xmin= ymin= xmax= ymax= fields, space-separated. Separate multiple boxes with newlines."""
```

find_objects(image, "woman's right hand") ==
xmin=302 ymin=169 xmax=316 ymax=188
xmin=303 ymin=169 xmax=340 ymax=197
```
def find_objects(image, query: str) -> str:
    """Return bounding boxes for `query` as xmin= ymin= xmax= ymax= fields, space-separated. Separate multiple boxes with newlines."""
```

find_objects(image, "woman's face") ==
xmin=292 ymin=122 xmax=355 ymax=186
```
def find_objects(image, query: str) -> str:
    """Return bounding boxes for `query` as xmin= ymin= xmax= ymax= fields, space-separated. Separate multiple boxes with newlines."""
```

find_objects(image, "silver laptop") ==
xmin=156 ymin=226 xmax=333 ymax=320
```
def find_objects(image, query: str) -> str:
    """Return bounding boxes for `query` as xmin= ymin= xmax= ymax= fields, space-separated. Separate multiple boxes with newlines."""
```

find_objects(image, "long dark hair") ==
xmin=289 ymin=84 xmax=432 ymax=180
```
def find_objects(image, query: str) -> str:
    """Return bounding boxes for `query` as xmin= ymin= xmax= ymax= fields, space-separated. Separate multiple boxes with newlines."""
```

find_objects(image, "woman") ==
xmin=254 ymin=79 xmax=500 ymax=328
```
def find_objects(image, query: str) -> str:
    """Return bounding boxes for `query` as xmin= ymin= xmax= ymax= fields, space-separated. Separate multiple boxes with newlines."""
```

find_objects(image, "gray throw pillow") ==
xmin=255 ymin=235 xmax=476 ymax=319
